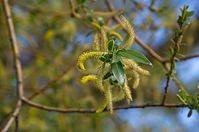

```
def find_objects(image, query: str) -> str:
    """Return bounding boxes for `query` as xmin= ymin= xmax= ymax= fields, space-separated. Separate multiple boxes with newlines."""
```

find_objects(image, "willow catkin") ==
xmin=100 ymin=28 xmax=108 ymax=51
xmin=96 ymin=71 xmax=105 ymax=92
xmin=81 ymin=75 xmax=97 ymax=84
xmin=104 ymin=81 xmax=113 ymax=113
xmin=108 ymin=31 xmax=123 ymax=41
xmin=127 ymin=71 xmax=140 ymax=89
xmin=92 ymin=33 xmax=100 ymax=51
xmin=123 ymin=59 xmax=150 ymax=76
xmin=120 ymin=16 xmax=135 ymax=48
xmin=112 ymin=87 xmax=125 ymax=102
xmin=123 ymin=78 xmax=133 ymax=102
xmin=77 ymin=51 xmax=107 ymax=71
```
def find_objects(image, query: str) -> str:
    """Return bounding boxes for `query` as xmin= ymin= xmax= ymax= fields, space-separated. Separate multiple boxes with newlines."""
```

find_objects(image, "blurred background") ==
xmin=0 ymin=0 xmax=199 ymax=131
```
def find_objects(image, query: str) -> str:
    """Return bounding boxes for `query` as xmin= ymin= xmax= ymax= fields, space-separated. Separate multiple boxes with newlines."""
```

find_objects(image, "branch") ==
xmin=22 ymin=97 xmax=186 ymax=113
xmin=163 ymin=54 xmax=199 ymax=63
xmin=1 ymin=0 xmax=24 ymax=131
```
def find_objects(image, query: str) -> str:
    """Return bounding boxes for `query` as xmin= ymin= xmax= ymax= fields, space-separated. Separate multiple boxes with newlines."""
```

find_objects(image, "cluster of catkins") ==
xmin=77 ymin=16 xmax=150 ymax=113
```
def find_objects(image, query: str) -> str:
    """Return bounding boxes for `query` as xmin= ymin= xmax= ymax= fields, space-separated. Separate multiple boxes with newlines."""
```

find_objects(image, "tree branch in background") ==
xmin=22 ymin=97 xmax=186 ymax=113
xmin=1 ymin=0 xmax=24 ymax=131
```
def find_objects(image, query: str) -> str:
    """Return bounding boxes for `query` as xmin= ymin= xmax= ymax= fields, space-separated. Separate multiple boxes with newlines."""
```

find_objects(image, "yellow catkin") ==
xmin=104 ymin=82 xmax=113 ymax=113
xmin=100 ymin=28 xmax=108 ymax=51
xmin=112 ymin=88 xmax=125 ymax=102
xmin=91 ymin=22 xmax=101 ymax=30
xmin=96 ymin=71 xmax=105 ymax=92
xmin=81 ymin=75 xmax=97 ymax=84
xmin=120 ymin=16 xmax=135 ymax=48
xmin=123 ymin=78 xmax=133 ymax=102
xmin=123 ymin=59 xmax=150 ymax=76
xmin=77 ymin=51 xmax=107 ymax=71
xmin=92 ymin=33 xmax=100 ymax=50
xmin=109 ymin=31 xmax=123 ymax=41
xmin=131 ymin=71 xmax=140 ymax=88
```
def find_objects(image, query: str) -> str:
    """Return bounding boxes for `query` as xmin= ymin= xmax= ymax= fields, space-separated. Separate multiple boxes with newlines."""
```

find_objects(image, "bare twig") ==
xmin=163 ymin=54 xmax=199 ymax=63
xmin=161 ymin=30 xmax=184 ymax=104
xmin=22 ymin=97 xmax=186 ymax=113
xmin=1 ymin=0 xmax=24 ymax=131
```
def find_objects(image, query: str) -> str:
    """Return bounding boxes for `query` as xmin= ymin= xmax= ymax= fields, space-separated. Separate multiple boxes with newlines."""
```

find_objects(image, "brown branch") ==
xmin=1 ymin=0 xmax=24 ymax=131
xmin=22 ymin=97 xmax=186 ymax=113
xmin=163 ymin=54 xmax=199 ymax=63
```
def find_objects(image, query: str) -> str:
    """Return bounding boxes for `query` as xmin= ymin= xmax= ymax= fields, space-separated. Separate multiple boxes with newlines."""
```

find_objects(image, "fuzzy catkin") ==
xmin=100 ymin=28 xmax=108 ymax=51
xmin=104 ymin=82 xmax=113 ymax=113
xmin=96 ymin=71 xmax=105 ymax=92
xmin=123 ymin=79 xmax=133 ymax=102
xmin=92 ymin=33 xmax=100 ymax=51
xmin=123 ymin=59 xmax=150 ymax=76
xmin=120 ymin=16 xmax=135 ymax=48
xmin=109 ymin=31 xmax=123 ymax=41
xmin=127 ymin=71 xmax=140 ymax=89
xmin=77 ymin=51 xmax=107 ymax=71
xmin=81 ymin=75 xmax=97 ymax=84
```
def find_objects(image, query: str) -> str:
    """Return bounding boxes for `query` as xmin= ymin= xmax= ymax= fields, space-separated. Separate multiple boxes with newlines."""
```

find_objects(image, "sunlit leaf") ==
xmin=111 ymin=61 xmax=125 ymax=85
xmin=118 ymin=49 xmax=152 ymax=65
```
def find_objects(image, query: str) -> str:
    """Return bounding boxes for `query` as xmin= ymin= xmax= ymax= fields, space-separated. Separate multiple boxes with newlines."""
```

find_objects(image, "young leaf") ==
xmin=108 ymin=39 xmax=115 ymax=51
xmin=112 ymin=52 xmax=121 ymax=63
xmin=97 ymin=17 xmax=104 ymax=27
xmin=103 ymin=71 xmax=113 ymax=80
xmin=111 ymin=61 xmax=125 ymax=85
xmin=118 ymin=49 xmax=152 ymax=65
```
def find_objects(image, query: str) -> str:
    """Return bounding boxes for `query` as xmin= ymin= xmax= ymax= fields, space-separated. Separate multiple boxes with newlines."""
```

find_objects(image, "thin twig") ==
xmin=161 ymin=31 xmax=184 ymax=104
xmin=163 ymin=54 xmax=199 ymax=63
xmin=1 ymin=0 xmax=24 ymax=131
xmin=22 ymin=97 xmax=186 ymax=113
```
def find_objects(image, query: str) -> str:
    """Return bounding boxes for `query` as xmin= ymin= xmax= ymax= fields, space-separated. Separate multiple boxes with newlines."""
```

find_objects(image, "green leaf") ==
xmin=86 ymin=15 xmax=93 ymax=22
xmin=97 ymin=17 xmax=104 ymax=27
xmin=112 ymin=52 xmax=121 ymax=63
xmin=99 ymin=54 xmax=112 ymax=63
xmin=187 ymin=11 xmax=194 ymax=17
xmin=108 ymin=39 xmax=114 ymax=51
xmin=103 ymin=71 xmax=113 ymax=80
xmin=118 ymin=49 xmax=152 ymax=65
xmin=111 ymin=61 xmax=125 ymax=85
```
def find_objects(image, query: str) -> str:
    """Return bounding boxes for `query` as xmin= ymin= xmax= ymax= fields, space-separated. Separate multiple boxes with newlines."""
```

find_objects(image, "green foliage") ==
xmin=100 ymin=39 xmax=151 ymax=86
xmin=177 ymin=92 xmax=199 ymax=117
xmin=0 ymin=0 xmax=198 ymax=131
xmin=118 ymin=49 xmax=152 ymax=65
xmin=177 ymin=5 xmax=194 ymax=28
